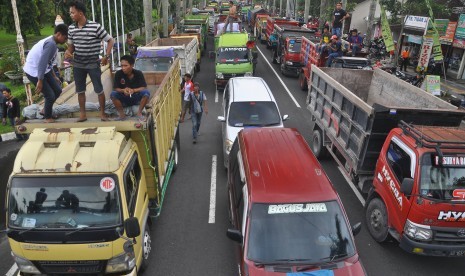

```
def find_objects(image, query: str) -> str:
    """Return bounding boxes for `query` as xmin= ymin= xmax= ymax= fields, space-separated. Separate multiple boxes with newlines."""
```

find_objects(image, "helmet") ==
xmin=331 ymin=35 xmax=338 ymax=40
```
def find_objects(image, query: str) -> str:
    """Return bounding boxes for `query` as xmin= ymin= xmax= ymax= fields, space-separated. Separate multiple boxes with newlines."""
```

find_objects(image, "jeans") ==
xmin=332 ymin=27 xmax=342 ymax=38
xmin=223 ymin=17 xmax=235 ymax=33
xmin=26 ymin=71 xmax=62 ymax=119
xmin=191 ymin=112 xmax=202 ymax=139
xmin=73 ymin=66 xmax=104 ymax=94
xmin=326 ymin=52 xmax=342 ymax=67
xmin=351 ymin=44 xmax=361 ymax=56
xmin=318 ymin=44 xmax=327 ymax=55
xmin=110 ymin=89 xmax=150 ymax=107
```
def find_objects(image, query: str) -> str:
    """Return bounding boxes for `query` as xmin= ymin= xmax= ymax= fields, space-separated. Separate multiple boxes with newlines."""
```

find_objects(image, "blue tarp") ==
xmin=137 ymin=47 xmax=176 ymax=58
xmin=287 ymin=270 xmax=335 ymax=276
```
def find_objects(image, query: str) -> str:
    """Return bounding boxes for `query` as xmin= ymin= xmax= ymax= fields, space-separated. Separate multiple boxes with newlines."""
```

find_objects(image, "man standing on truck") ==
xmin=110 ymin=55 xmax=150 ymax=121
xmin=332 ymin=2 xmax=349 ymax=38
xmin=326 ymin=35 xmax=343 ymax=67
xmin=223 ymin=1 xmax=237 ymax=33
xmin=24 ymin=24 xmax=68 ymax=123
xmin=65 ymin=1 xmax=114 ymax=122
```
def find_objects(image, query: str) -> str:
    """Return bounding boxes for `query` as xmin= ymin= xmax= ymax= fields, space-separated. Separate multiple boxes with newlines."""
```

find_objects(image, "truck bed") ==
xmin=307 ymin=67 xmax=465 ymax=190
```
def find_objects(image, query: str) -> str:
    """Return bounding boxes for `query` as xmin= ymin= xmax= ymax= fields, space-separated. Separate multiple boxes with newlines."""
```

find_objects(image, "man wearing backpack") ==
xmin=190 ymin=82 xmax=208 ymax=144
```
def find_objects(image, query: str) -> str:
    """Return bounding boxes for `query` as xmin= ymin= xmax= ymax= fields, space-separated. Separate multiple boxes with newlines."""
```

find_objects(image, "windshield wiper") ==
xmin=254 ymin=258 xmax=314 ymax=267
xmin=320 ymin=253 xmax=348 ymax=262
xmin=18 ymin=226 xmax=43 ymax=235
xmin=65 ymin=224 xmax=99 ymax=236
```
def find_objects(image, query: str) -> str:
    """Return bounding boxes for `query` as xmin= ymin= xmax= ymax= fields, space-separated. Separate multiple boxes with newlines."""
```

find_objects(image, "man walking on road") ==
xmin=332 ymin=2 xmax=349 ymax=38
xmin=24 ymin=24 xmax=68 ymax=123
xmin=65 ymin=1 xmax=114 ymax=122
xmin=180 ymin=73 xmax=193 ymax=123
xmin=190 ymin=82 xmax=208 ymax=144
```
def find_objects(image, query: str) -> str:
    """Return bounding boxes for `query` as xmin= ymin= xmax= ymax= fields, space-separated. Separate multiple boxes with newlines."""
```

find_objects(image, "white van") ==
xmin=217 ymin=77 xmax=288 ymax=168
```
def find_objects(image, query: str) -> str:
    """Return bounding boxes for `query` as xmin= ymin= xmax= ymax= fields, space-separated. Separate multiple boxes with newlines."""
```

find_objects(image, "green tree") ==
xmin=0 ymin=0 xmax=41 ymax=48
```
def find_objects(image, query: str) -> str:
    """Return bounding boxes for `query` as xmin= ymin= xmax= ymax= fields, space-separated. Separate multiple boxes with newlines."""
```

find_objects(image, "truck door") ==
xmin=382 ymin=137 xmax=415 ymax=230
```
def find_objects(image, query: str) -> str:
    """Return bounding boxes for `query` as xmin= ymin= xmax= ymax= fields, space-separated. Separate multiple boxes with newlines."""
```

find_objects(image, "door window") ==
xmin=124 ymin=154 xmax=142 ymax=216
xmin=386 ymin=139 xmax=412 ymax=182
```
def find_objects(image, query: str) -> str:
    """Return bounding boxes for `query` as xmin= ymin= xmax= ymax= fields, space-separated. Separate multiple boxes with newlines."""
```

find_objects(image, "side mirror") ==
xmin=352 ymin=222 xmax=362 ymax=236
xmin=252 ymin=52 xmax=258 ymax=59
xmin=124 ymin=217 xmax=140 ymax=238
xmin=401 ymin=177 xmax=414 ymax=196
xmin=217 ymin=116 xmax=226 ymax=122
xmin=226 ymin=228 xmax=242 ymax=243
xmin=282 ymin=114 xmax=289 ymax=121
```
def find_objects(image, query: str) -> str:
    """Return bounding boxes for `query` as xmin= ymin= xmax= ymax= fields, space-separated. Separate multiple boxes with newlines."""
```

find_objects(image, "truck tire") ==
xmin=365 ymin=198 xmax=390 ymax=243
xmin=299 ymin=73 xmax=308 ymax=91
xmin=139 ymin=224 xmax=152 ymax=272
xmin=311 ymin=129 xmax=327 ymax=159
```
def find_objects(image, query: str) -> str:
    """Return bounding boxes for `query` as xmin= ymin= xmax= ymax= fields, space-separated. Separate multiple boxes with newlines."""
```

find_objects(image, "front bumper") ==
xmin=399 ymin=235 xmax=465 ymax=257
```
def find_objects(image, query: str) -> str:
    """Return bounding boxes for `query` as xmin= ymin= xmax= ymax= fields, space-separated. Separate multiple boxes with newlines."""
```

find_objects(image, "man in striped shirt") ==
xmin=65 ymin=1 xmax=114 ymax=122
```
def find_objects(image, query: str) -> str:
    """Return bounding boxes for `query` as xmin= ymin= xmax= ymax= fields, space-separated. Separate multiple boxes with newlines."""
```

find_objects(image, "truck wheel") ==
xmin=312 ymin=129 xmax=327 ymax=159
xmin=366 ymin=198 xmax=390 ymax=243
xmin=299 ymin=73 xmax=308 ymax=91
xmin=139 ymin=224 xmax=152 ymax=272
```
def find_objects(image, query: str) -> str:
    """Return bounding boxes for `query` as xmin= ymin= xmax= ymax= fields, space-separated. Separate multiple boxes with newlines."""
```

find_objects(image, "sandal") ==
xmin=138 ymin=115 xmax=147 ymax=122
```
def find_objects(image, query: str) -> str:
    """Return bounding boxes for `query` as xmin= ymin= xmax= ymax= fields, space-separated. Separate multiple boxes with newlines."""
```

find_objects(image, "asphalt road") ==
xmin=1 ymin=34 xmax=465 ymax=276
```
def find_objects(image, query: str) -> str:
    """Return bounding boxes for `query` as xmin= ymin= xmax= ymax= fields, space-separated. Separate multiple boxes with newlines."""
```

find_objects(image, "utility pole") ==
xmin=175 ymin=0 xmax=181 ymax=29
xmin=11 ymin=0 xmax=32 ymax=105
xmin=188 ymin=0 xmax=193 ymax=13
xmin=304 ymin=0 xmax=310 ymax=23
xmin=273 ymin=0 xmax=277 ymax=15
xmin=162 ymin=0 xmax=168 ymax=37
xmin=143 ymin=0 xmax=152 ymax=44
xmin=341 ymin=0 xmax=347 ymax=32
xmin=279 ymin=0 xmax=283 ymax=17
xmin=365 ymin=0 xmax=377 ymax=48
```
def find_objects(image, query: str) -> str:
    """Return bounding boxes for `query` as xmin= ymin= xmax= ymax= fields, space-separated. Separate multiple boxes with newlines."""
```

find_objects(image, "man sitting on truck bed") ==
xmin=110 ymin=55 xmax=150 ymax=121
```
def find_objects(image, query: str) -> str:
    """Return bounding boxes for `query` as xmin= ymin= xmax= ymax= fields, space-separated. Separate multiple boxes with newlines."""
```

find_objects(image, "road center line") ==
xmin=209 ymin=155 xmax=217 ymax=223
xmin=215 ymin=89 xmax=219 ymax=103
xmin=6 ymin=263 xmax=18 ymax=276
xmin=337 ymin=166 xmax=366 ymax=206
xmin=256 ymin=46 xmax=301 ymax=108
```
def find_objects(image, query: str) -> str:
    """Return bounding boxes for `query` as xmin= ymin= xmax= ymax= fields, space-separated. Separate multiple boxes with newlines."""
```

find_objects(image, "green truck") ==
xmin=181 ymin=16 xmax=209 ymax=53
xmin=215 ymin=32 xmax=258 ymax=91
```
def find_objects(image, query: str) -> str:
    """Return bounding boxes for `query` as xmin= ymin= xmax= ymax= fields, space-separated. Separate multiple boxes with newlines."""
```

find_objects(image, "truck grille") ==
xmin=223 ymin=73 xmax=245 ymax=79
xmin=433 ymin=227 xmax=465 ymax=245
xmin=35 ymin=260 xmax=105 ymax=274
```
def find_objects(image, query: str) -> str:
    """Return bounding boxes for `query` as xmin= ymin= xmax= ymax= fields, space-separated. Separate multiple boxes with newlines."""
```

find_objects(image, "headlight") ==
xmin=216 ymin=73 xmax=224 ymax=79
xmin=244 ymin=72 xmax=253 ymax=77
xmin=404 ymin=220 xmax=432 ymax=241
xmin=105 ymin=251 xmax=136 ymax=273
xmin=11 ymin=251 xmax=41 ymax=274
xmin=225 ymin=139 xmax=233 ymax=155
xmin=285 ymin=61 xmax=293 ymax=65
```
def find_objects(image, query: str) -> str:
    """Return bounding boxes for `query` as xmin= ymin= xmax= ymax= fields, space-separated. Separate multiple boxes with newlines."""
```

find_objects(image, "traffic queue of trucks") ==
xmin=4 ymin=3 xmax=465 ymax=276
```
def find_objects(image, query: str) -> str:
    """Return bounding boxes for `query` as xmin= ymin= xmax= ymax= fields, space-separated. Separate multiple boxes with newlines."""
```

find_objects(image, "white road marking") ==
xmin=337 ymin=166 xmax=366 ymax=206
xmin=209 ymin=155 xmax=217 ymax=223
xmin=5 ymin=263 xmax=18 ymax=276
xmin=256 ymin=46 xmax=301 ymax=108
xmin=215 ymin=89 xmax=219 ymax=103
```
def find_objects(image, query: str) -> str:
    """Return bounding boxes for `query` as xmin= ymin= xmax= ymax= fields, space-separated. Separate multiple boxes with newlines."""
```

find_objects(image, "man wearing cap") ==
xmin=326 ymin=35 xmax=343 ymax=67
xmin=190 ymin=82 xmax=208 ymax=144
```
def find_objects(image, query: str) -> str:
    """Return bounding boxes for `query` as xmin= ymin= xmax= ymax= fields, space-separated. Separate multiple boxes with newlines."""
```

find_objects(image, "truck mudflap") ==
xmin=399 ymin=235 xmax=465 ymax=257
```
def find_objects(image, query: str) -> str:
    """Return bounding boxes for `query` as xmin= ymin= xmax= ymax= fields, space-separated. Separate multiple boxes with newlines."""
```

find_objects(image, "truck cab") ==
xmin=366 ymin=122 xmax=465 ymax=256
xmin=135 ymin=47 xmax=175 ymax=72
xmin=215 ymin=32 xmax=257 ymax=91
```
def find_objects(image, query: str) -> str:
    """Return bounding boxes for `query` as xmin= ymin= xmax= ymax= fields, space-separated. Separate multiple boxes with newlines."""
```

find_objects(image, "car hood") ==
xmin=226 ymin=124 xmax=283 ymax=144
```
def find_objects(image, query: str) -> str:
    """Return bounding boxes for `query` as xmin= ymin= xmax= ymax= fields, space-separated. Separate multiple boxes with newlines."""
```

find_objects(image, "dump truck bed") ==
xmin=307 ymin=67 xmax=465 ymax=185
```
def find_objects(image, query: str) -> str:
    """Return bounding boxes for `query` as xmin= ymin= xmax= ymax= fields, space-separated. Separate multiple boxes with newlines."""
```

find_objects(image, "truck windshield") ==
xmin=8 ymin=175 xmax=122 ymax=229
xmin=420 ymin=154 xmax=465 ymax=201
xmin=247 ymin=202 xmax=356 ymax=263
xmin=288 ymin=42 xmax=301 ymax=53
xmin=135 ymin=57 xmax=173 ymax=72
xmin=217 ymin=47 xmax=249 ymax=63
xmin=228 ymin=101 xmax=281 ymax=127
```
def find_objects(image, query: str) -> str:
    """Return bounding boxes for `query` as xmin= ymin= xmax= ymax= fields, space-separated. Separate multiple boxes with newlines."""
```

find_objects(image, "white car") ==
xmin=217 ymin=77 xmax=289 ymax=168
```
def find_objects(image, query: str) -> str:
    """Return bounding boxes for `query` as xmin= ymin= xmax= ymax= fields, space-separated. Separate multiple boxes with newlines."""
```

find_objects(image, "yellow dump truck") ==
xmin=5 ymin=59 xmax=181 ymax=275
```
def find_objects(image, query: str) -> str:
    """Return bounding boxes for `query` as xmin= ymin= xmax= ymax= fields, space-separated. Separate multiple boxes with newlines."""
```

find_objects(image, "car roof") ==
xmin=238 ymin=128 xmax=339 ymax=203
xmin=230 ymin=77 xmax=275 ymax=102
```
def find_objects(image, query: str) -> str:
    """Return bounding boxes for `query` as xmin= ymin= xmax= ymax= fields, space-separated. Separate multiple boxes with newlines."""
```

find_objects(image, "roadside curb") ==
xmin=0 ymin=132 xmax=16 ymax=142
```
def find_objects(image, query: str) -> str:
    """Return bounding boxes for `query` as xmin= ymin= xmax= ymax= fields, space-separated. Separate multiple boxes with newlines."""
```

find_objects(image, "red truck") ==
xmin=271 ymin=25 xmax=319 ymax=77
xmin=307 ymin=66 xmax=465 ymax=256
xmin=298 ymin=35 xmax=326 ymax=90
xmin=264 ymin=16 xmax=299 ymax=49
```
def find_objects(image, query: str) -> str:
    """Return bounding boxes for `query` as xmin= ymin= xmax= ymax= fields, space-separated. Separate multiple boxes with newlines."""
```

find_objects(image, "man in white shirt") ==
xmin=24 ymin=24 xmax=68 ymax=123
xmin=180 ymin=73 xmax=193 ymax=123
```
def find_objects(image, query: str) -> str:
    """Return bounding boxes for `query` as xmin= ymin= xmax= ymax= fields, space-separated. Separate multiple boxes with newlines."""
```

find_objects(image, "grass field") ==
xmin=0 ymin=26 xmax=55 ymax=50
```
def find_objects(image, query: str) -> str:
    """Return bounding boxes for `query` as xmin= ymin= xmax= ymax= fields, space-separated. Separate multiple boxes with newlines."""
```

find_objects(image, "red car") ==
xmin=226 ymin=128 xmax=366 ymax=275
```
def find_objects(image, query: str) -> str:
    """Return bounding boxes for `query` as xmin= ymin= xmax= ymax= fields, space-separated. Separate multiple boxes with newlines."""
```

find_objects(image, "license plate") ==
xmin=450 ymin=250 xmax=465 ymax=256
